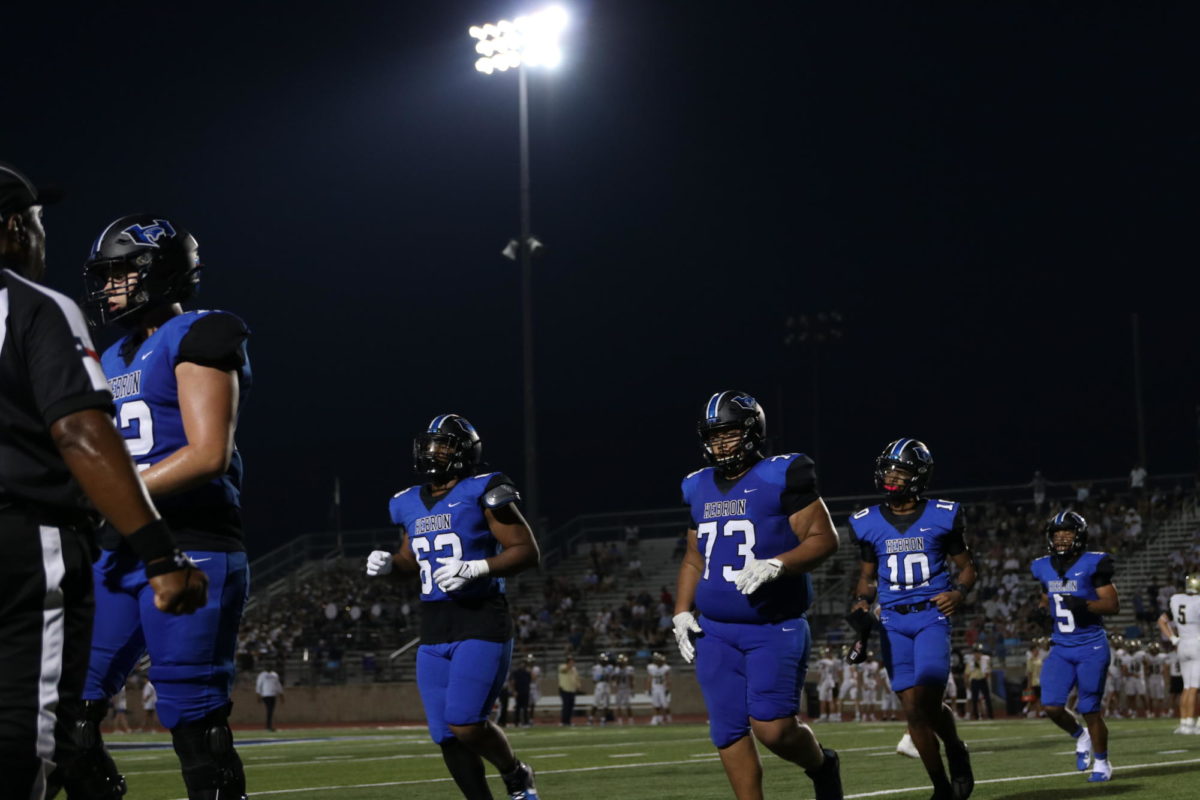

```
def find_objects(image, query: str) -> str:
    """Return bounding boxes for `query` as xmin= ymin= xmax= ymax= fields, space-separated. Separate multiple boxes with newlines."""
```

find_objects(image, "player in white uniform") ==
xmin=1122 ymin=642 xmax=1147 ymax=718
xmin=646 ymin=652 xmax=672 ymax=725
xmin=528 ymin=659 xmax=543 ymax=724
xmin=1104 ymin=634 xmax=1124 ymax=717
xmin=1145 ymin=642 xmax=1167 ymax=718
xmin=860 ymin=654 xmax=880 ymax=722
xmin=840 ymin=657 xmax=861 ymax=721
xmin=613 ymin=654 xmax=635 ymax=725
xmin=589 ymin=653 xmax=613 ymax=726
xmin=877 ymin=654 xmax=899 ymax=721
xmin=1158 ymin=573 xmax=1200 ymax=733
xmin=815 ymin=648 xmax=839 ymax=721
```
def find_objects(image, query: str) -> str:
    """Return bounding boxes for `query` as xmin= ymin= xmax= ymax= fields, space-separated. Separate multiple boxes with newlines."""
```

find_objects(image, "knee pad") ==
xmin=62 ymin=700 xmax=127 ymax=799
xmin=170 ymin=704 xmax=246 ymax=800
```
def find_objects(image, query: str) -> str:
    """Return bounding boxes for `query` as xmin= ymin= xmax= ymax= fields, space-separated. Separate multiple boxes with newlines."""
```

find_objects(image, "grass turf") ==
xmin=112 ymin=717 xmax=1199 ymax=799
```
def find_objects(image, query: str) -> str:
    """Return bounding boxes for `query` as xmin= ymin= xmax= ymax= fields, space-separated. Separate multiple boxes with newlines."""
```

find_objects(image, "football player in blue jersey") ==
xmin=1030 ymin=511 xmax=1119 ymax=783
xmin=848 ymin=439 xmax=975 ymax=800
xmin=366 ymin=414 xmax=541 ymax=800
xmin=672 ymin=391 xmax=843 ymax=800
xmin=77 ymin=214 xmax=252 ymax=800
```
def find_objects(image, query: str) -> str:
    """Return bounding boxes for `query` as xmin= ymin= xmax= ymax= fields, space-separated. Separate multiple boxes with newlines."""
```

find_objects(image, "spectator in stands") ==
xmin=1032 ymin=471 xmax=1047 ymax=510
xmin=624 ymin=523 xmax=640 ymax=551
xmin=1130 ymin=463 xmax=1147 ymax=497
xmin=558 ymin=656 xmax=580 ymax=726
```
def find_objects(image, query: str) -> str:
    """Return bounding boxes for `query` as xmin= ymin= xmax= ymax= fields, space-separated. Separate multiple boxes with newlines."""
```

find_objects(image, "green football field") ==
xmin=113 ymin=717 xmax=1199 ymax=799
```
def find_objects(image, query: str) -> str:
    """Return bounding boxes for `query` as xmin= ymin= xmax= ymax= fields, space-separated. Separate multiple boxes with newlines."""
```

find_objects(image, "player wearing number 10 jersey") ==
xmin=1031 ymin=511 xmax=1120 ymax=783
xmin=367 ymin=414 xmax=541 ymax=800
xmin=673 ymin=391 xmax=843 ymax=800
xmin=81 ymin=214 xmax=252 ymax=799
xmin=848 ymin=439 xmax=975 ymax=800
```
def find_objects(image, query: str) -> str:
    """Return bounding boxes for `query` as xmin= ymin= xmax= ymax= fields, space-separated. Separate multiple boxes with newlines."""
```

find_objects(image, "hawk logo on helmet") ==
xmin=730 ymin=394 xmax=757 ymax=412
xmin=120 ymin=219 xmax=177 ymax=247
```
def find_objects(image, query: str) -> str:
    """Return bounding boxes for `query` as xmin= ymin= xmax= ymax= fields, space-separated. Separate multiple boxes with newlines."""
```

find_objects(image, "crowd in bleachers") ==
xmin=236 ymin=474 xmax=1198 ymax=680
xmin=236 ymin=560 xmax=420 ymax=675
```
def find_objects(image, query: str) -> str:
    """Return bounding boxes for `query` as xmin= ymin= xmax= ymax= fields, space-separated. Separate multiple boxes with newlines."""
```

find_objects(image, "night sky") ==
xmin=5 ymin=2 xmax=1197 ymax=556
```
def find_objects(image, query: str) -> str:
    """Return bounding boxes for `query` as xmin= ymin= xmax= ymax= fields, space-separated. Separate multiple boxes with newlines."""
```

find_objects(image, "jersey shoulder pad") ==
xmin=847 ymin=506 xmax=875 ymax=536
xmin=929 ymin=498 xmax=959 ymax=518
xmin=388 ymin=486 xmax=418 ymax=524
xmin=757 ymin=451 xmax=807 ymax=480
xmin=1030 ymin=554 xmax=1051 ymax=577
xmin=681 ymin=467 xmax=711 ymax=501
xmin=482 ymin=481 xmax=521 ymax=509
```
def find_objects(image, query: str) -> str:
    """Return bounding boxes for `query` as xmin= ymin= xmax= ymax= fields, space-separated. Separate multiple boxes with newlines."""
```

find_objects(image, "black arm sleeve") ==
xmin=780 ymin=455 xmax=820 ymax=516
xmin=21 ymin=288 xmax=113 ymax=425
xmin=176 ymin=312 xmax=249 ymax=371
xmin=1092 ymin=555 xmax=1115 ymax=588
xmin=943 ymin=506 xmax=967 ymax=556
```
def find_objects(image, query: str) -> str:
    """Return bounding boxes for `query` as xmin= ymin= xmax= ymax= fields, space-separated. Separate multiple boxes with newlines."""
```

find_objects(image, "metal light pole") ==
xmin=783 ymin=312 xmax=843 ymax=463
xmin=469 ymin=7 xmax=567 ymax=531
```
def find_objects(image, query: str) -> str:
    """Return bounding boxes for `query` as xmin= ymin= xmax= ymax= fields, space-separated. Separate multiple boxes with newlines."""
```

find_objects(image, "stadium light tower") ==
xmin=468 ymin=5 xmax=568 ymax=534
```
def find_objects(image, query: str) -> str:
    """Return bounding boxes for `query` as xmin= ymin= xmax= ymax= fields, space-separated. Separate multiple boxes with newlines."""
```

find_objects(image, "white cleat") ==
xmin=896 ymin=732 xmax=920 ymax=759
xmin=1088 ymin=759 xmax=1112 ymax=782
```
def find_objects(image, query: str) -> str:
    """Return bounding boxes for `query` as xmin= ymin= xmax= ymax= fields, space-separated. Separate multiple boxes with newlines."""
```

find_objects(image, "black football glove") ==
xmin=1063 ymin=595 xmax=1090 ymax=614
xmin=845 ymin=608 xmax=874 ymax=664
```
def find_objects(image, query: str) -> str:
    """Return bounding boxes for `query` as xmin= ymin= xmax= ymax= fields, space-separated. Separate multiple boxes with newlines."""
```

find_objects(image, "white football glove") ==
xmin=366 ymin=550 xmax=394 ymax=577
xmin=1170 ymin=635 xmax=1181 ymax=646
xmin=734 ymin=557 xmax=784 ymax=595
xmin=672 ymin=611 xmax=703 ymax=664
xmin=432 ymin=557 xmax=490 ymax=592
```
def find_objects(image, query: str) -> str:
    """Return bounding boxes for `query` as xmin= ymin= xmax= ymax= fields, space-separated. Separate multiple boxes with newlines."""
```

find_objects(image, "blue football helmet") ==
xmin=698 ymin=390 xmax=766 ymax=477
xmin=413 ymin=414 xmax=482 ymax=483
xmin=874 ymin=438 xmax=934 ymax=502
xmin=1045 ymin=510 xmax=1088 ymax=559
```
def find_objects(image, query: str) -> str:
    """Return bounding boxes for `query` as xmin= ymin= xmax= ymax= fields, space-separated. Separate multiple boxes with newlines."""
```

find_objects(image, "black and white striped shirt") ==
xmin=0 ymin=269 xmax=113 ymax=512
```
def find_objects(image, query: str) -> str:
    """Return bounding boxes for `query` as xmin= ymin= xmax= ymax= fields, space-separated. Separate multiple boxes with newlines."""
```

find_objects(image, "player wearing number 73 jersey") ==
xmin=82 ymin=214 xmax=252 ymax=799
xmin=367 ymin=414 xmax=541 ymax=800
xmin=674 ymin=391 xmax=843 ymax=800
xmin=1030 ymin=511 xmax=1120 ymax=783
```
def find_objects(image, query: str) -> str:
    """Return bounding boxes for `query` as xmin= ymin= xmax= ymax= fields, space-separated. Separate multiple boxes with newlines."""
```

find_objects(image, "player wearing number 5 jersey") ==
xmin=80 ymin=214 xmax=252 ymax=800
xmin=673 ymin=391 xmax=843 ymax=800
xmin=367 ymin=414 xmax=541 ymax=800
xmin=1031 ymin=511 xmax=1120 ymax=783
xmin=848 ymin=439 xmax=975 ymax=800
xmin=1156 ymin=573 xmax=1200 ymax=733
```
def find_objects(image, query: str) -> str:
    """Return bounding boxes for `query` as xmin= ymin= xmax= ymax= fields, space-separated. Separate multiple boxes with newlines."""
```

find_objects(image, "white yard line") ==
xmin=169 ymin=754 xmax=1200 ymax=799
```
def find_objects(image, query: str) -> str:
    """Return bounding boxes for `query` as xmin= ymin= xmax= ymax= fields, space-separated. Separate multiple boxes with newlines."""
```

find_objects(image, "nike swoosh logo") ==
xmin=920 ymin=527 xmax=933 ymax=532
xmin=448 ymin=501 xmax=463 ymax=507
xmin=743 ymin=488 xmax=758 ymax=493
xmin=782 ymin=627 xmax=797 ymax=631
xmin=1094 ymin=646 xmax=1103 ymax=650
xmin=190 ymin=557 xmax=212 ymax=563
xmin=141 ymin=350 xmax=154 ymax=360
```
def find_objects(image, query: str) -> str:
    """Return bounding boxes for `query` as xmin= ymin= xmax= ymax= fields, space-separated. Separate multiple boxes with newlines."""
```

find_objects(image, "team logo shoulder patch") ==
xmin=120 ymin=218 xmax=177 ymax=247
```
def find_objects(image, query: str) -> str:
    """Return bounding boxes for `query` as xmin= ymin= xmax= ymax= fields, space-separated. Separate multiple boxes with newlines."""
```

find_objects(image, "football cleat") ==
xmin=502 ymin=761 xmax=539 ymax=800
xmin=804 ymin=747 xmax=842 ymax=800
xmin=946 ymin=740 xmax=973 ymax=800
xmin=896 ymin=732 xmax=920 ymax=759
xmin=1088 ymin=761 xmax=1112 ymax=782
xmin=1075 ymin=729 xmax=1092 ymax=771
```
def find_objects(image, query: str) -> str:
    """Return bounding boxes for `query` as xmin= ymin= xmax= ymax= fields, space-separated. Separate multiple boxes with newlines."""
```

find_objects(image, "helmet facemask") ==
xmin=1186 ymin=573 xmax=1200 ymax=595
xmin=413 ymin=432 xmax=467 ymax=484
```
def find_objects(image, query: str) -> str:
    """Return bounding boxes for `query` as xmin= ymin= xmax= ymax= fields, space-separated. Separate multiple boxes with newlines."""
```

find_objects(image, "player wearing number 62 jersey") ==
xmin=1030 ymin=511 xmax=1120 ymax=783
xmin=848 ymin=439 xmax=975 ymax=800
xmin=673 ymin=391 xmax=843 ymax=800
xmin=367 ymin=414 xmax=541 ymax=800
xmin=82 ymin=214 xmax=252 ymax=800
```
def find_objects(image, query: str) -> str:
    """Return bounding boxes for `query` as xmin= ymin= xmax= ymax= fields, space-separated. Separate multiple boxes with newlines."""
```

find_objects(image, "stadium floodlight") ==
xmin=468 ymin=5 xmax=568 ymax=74
xmin=465 ymin=5 xmax=570 ymax=535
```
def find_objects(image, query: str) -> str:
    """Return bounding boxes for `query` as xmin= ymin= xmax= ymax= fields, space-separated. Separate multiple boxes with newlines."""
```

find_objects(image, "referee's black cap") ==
xmin=0 ymin=162 xmax=63 ymax=218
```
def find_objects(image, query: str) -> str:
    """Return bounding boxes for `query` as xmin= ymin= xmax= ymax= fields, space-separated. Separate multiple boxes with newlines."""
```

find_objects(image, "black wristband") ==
xmin=125 ymin=519 xmax=177 ymax=564
xmin=144 ymin=548 xmax=192 ymax=578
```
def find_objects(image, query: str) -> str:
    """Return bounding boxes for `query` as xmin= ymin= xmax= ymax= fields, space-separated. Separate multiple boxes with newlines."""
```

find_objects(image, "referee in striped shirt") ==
xmin=0 ymin=162 xmax=208 ymax=800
